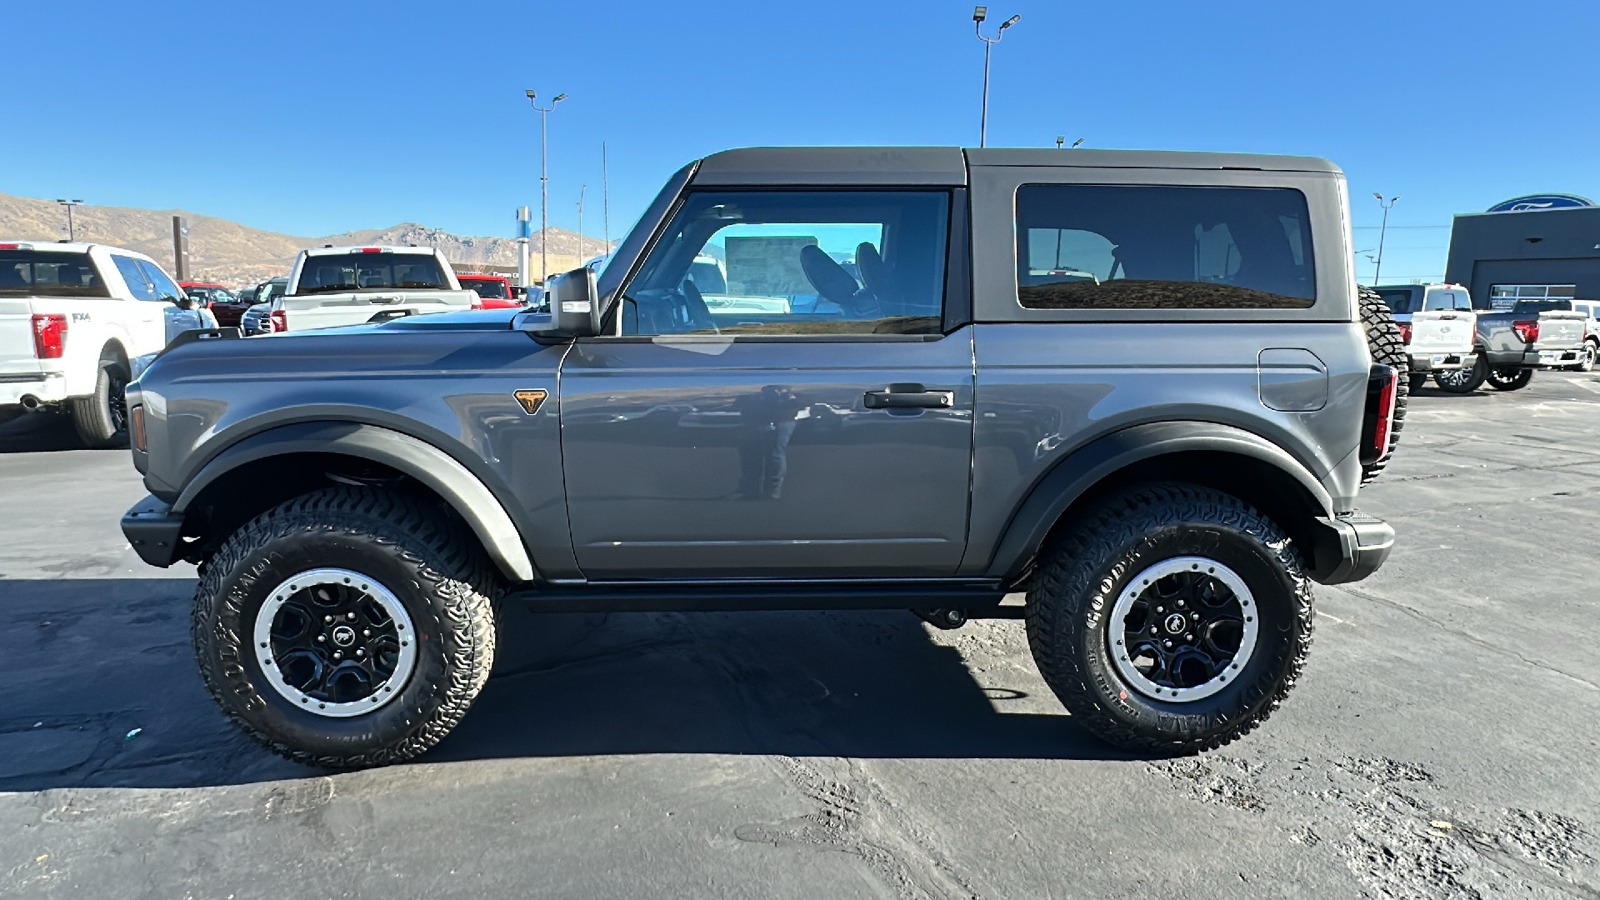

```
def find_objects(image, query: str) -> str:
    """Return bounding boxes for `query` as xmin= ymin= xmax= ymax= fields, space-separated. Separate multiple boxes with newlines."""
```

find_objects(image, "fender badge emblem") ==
xmin=513 ymin=389 xmax=548 ymax=415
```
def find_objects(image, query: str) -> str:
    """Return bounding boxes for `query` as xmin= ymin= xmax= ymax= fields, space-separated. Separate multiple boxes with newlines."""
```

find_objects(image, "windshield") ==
xmin=296 ymin=253 xmax=448 ymax=293
xmin=0 ymin=250 xmax=110 ymax=297
xmin=186 ymin=286 xmax=237 ymax=304
xmin=460 ymin=277 xmax=507 ymax=299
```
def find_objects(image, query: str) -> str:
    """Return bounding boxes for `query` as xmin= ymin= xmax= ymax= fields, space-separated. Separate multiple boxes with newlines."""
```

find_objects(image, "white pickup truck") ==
xmin=269 ymin=246 xmax=478 ymax=333
xmin=1373 ymin=284 xmax=1478 ymax=391
xmin=0 ymin=241 xmax=211 ymax=446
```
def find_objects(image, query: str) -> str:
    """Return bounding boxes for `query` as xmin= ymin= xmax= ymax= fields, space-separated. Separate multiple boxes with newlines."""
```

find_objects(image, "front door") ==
xmin=559 ymin=188 xmax=973 ymax=579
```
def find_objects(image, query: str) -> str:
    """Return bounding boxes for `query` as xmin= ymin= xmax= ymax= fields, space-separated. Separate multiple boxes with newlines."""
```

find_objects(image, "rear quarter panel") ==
xmin=961 ymin=322 xmax=1369 ymax=573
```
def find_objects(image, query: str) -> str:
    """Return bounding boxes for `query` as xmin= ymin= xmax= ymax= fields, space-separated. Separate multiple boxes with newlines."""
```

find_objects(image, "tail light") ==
xmin=269 ymin=310 xmax=287 ymax=332
xmin=1396 ymin=322 xmax=1412 ymax=344
xmin=1512 ymin=320 xmax=1539 ymax=344
xmin=31 ymin=313 xmax=67 ymax=359
xmin=1360 ymin=364 xmax=1399 ymax=467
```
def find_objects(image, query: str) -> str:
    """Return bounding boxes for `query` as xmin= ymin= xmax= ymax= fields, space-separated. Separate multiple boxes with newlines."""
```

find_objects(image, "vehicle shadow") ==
xmin=0 ymin=411 xmax=93 ymax=453
xmin=0 ymin=578 xmax=1126 ymax=793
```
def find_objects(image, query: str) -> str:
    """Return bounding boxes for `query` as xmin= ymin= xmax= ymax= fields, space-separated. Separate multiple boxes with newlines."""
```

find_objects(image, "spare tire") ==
xmin=1359 ymin=287 xmax=1408 ymax=484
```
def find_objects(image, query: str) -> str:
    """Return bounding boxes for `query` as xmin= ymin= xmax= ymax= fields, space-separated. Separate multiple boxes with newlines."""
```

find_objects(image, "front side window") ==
xmin=137 ymin=260 xmax=184 ymax=303
xmin=112 ymin=255 xmax=158 ymax=301
xmin=1016 ymin=184 xmax=1316 ymax=310
xmin=0 ymin=250 xmax=110 ymax=297
xmin=297 ymin=253 xmax=447 ymax=293
xmin=619 ymin=191 xmax=949 ymax=336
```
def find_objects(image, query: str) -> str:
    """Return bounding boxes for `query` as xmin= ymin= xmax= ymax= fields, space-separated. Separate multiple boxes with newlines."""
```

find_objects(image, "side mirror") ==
xmin=174 ymin=294 xmax=197 ymax=311
xmin=529 ymin=267 xmax=601 ymax=337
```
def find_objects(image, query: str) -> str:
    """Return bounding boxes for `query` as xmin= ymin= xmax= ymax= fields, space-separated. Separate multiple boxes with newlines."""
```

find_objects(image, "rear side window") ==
xmin=112 ymin=255 xmax=159 ymax=301
xmin=1016 ymin=184 xmax=1315 ymax=310
xmin=1375 ymin=289 xmax=1418 ymax=314
xmin=0 ymin=250 xmax=111 ymax=297
xmin=297 ymin=253 xmax=447 ymax=293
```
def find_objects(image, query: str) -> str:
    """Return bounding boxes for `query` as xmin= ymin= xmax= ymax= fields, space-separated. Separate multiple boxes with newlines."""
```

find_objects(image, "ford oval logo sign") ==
xmin=1487 ymin=193 xmax=1596 ymax=213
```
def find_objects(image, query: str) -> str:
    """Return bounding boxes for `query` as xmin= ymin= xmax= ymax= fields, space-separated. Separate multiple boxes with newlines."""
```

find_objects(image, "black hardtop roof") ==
xmin=692 ymin=146 xmax=1341 ymax=186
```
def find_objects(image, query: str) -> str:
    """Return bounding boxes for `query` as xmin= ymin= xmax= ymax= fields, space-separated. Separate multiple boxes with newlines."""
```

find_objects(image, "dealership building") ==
xmin=1444 ymin=194 xmax=1600 ymax=310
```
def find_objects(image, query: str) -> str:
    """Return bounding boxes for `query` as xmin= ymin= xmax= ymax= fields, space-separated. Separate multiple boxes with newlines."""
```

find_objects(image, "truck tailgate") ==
xmin=0 ymin=297 xmax=40 ymax=372
xmin=279 ymin=290 xmax=477 ymax=332
xmin=1536 ymin=313 xmax=1585 ymax=350
xmin=1407 ymin=311 xmax=1474 ymax=355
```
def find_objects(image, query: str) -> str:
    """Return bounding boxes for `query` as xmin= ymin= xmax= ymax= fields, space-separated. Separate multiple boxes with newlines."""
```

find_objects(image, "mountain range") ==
xmin=0 ymin=193 xmax=610 ymax=287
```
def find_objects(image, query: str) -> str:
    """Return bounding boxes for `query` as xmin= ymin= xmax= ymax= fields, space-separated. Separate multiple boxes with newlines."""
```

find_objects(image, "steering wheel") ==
xmin=679 ymin=280 xmax=719 ymax=334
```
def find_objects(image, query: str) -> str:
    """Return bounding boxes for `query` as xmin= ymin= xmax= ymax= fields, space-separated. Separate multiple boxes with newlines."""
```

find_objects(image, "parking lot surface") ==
xmin=2 ymin=375 xmax=1598 ymax=899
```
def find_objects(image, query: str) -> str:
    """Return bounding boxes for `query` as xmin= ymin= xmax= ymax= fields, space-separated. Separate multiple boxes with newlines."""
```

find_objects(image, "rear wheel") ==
xmin=1576 ymin=341 xmax=1597 ymax=373
xmin=1408 ymin=372 xmax=1429 ymax=392
xmin=1358 ymin=288 xmax=1408 ymax=484
xmin=1026 ymin=483 xmax=1312 ymax=755
xmin=1487 ymin=367 xmax=1533 ymax=391
xmin=1434 ymin=354 xmax=1486 ymax=393
xmin=70 ymin=358 xmax=129 ymax=449
xmin=193 ymin=487 xmax=497 ymax=767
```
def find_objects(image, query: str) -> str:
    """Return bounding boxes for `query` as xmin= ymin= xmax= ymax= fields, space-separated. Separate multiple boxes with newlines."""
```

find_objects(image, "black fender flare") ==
xmin=982 ymin=421 xmax=1334 ymax=582
xmin=173 ymin=421 xmax=537 ymax=582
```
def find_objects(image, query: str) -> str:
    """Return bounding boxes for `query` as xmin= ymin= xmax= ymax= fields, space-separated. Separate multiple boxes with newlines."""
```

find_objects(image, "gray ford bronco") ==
xmin=121 ymin=147 xmax=1403 ymax=767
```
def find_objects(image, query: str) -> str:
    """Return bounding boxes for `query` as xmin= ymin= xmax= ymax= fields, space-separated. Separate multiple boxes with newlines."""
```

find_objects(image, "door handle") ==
xmin=863 ymin=386 xmax=955 ymax=409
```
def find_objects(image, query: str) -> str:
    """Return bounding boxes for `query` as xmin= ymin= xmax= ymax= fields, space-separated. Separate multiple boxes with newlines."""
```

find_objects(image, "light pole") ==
xmin=55 ymin=199 xmax=84 ymax=241
xmin=577 ymin=184 xmax=587 ymax=263
xmin=973 ymin=7 xmax=1019 ymax=148
xmin=1372 ymin=193 xmax=1399 ymax=286
xmin=525 ymin=89 xmax=567 ymax=284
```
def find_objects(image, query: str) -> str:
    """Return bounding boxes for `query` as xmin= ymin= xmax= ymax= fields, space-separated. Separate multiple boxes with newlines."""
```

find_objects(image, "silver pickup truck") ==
xmin=273 ymin=246 xmax=479 ymax=332
xmin=1436 ymin=299 xmax=1587 ymax=392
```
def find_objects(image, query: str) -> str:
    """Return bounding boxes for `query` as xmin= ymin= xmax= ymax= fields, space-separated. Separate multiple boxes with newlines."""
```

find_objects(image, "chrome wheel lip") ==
xmin=252 ymin=568 xmax=417 ymax=718
xmin=1108 ymin=555 xmax=1259 ymax=703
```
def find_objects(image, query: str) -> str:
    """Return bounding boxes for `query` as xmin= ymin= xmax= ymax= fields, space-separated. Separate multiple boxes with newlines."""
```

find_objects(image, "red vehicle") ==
xmin=456 ymin=274 xmax=522 ymax=309
xmin=180 ymin=281 xmax=252 ymax=327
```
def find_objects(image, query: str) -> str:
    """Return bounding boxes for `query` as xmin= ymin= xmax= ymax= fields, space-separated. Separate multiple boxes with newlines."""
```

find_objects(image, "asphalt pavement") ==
xmin=1 ymin=374 xmax=1598 ymax=899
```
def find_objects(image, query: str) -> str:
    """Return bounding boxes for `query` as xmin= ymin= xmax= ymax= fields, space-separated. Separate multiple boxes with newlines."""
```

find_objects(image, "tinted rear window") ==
xmin=1375 ymin=289 xmax=1419 ymax=314
xmin=1512 ymin=300 xmax=1573 ymax=314
xmin=1016 ymin=184 xmax=1316 ymax=310
xmin=0 ymin=251 xmax=110 ymax=297
xmin=296 ymin=253 xmax=447 ymax=293
xmin=460 ymin=277 xmax=507 ymax=299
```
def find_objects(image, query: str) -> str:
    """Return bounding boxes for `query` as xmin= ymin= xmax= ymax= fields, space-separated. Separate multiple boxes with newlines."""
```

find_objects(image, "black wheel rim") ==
xmin=254 ymin=569 xmax=417 ymax=716
xmin=107 ymin=368 xmax=128 ymax=433
xmin=1109 ymin=556 xmax=1258 ymax=702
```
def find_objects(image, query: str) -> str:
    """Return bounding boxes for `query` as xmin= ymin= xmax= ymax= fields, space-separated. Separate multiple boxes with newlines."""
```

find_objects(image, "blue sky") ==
xmin=4 ymin=0 xmax=1596 ymax=283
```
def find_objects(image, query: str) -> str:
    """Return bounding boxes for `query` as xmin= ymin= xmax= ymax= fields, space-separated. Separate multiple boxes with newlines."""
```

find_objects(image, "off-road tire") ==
xmin=1487 ymin=367 xmax=1534 ymax=391
xmin=193 ymin=487 xmax=497 ymax=767
xmin=70 ymin=358 xmax=129 ymax=449
xmin=1359 ymin=287 xmax=1407 ymax=484
xmin=1025 ymin=483 xmax=1313 ymax=755
xmin=1575 ymin=340 xmax=1597 ymax=373
xmin=1434 ymin=354 xmax=1486 ymax=393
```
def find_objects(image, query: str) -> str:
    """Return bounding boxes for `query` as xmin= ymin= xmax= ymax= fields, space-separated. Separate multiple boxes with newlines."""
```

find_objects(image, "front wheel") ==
xmin=1487 ymin=367 xmax=1533 ymax=391
xmin=193 ymin=487 xmax=497 ymax=767
xmin=1026 ymin=483 xmax=1312 ymax=755
xmin=1434 ymin=355 xmax=1487 ymax=393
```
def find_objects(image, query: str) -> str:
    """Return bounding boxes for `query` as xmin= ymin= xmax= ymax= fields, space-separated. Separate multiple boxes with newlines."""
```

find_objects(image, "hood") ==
xmin=283 ymin=307 xmax=523 ymax=337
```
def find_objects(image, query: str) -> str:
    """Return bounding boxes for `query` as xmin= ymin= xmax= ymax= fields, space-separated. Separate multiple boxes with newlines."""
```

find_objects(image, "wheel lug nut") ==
xmin=1149 ymin=627 xmax=1159 ymax=635
xmin=324 ymin=615 xmax=333 ymax=624
xmin=1176 ymin=600 xmax=1185 ymax=608
xmin=347 ymin=612 xmax=357 ymax=620
xmin=363 ymin=629 xmax=371 ymax=637
xmin=1163 ymin=640 xmax=1173 ymax=648
xmin=1155 ymin=606 xmax=1165 ymax=613
xmin=356 ymin=650 xmax=364 ymax=658
xmin=333 ymin=651 xmax=342 ymax=659
xmin=317 ymin=634 xmax=326 ymax=642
